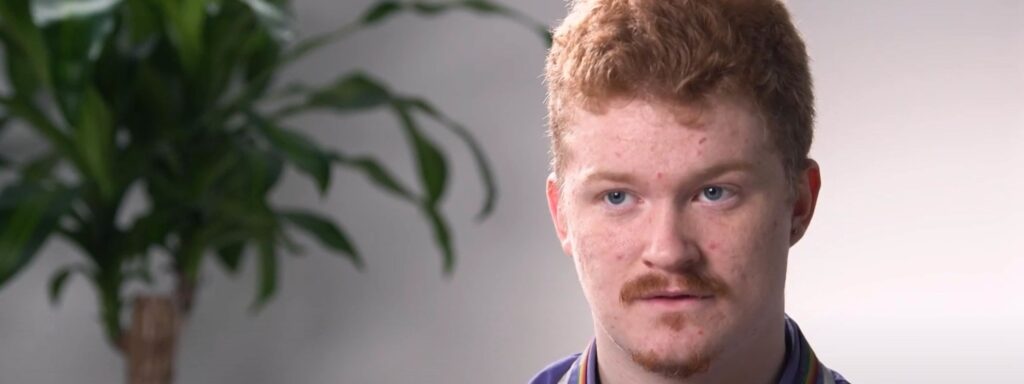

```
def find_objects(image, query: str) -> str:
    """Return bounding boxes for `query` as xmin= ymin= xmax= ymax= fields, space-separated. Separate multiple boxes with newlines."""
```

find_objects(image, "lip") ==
xmin=636 ymin=292 xmax=715 ymax=309
xmin=640 ymin=289 xmax=714 ymax=300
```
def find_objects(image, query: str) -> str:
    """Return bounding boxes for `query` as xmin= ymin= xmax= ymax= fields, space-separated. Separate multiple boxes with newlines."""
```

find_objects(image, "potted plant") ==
xmin=0 ymin=0 xmax=549 ymax=383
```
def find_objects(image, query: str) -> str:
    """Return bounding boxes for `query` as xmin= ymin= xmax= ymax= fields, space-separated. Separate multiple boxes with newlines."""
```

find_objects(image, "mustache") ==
xmin=619 ymin=271 xmax=729 ymax=304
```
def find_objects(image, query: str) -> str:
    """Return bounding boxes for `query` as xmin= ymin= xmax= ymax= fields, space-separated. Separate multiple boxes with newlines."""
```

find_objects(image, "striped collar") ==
xmin=558 ymin=338 xmax=597 ymax=384
xmin=559 ymin=316 xmax=838 ymax=384
xmin=776 ymin=316 xmax=838 ymax=384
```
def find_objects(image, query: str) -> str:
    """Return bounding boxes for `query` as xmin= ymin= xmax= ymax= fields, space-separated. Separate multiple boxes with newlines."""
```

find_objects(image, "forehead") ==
xmin=560 ymin=95 xmax=776 ymax=181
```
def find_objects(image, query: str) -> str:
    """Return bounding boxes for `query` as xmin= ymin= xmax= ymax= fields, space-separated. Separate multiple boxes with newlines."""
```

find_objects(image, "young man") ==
xmin=532 ymin=0 xmax=848 ymax=383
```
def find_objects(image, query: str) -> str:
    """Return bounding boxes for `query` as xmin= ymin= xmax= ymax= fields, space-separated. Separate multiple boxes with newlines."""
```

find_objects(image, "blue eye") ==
xmin=605 ymin=191 xmax=628 ymax=205
xmin=701 ymin=186 xmax=727 ymax=201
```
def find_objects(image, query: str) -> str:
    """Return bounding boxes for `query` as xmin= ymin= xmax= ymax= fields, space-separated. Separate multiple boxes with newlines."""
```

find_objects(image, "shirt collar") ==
xmin=570 ymin=316 xmax=829 ymax=384
xmin=776 ymin=315 xmax=829 ymax=384
xmin=565 ymin=339 xmax=599 ymax=384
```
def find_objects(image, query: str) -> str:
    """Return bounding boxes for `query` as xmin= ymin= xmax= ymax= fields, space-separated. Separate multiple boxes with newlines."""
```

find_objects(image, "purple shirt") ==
xmin=530 ymin=316 xmax=848 ymax=384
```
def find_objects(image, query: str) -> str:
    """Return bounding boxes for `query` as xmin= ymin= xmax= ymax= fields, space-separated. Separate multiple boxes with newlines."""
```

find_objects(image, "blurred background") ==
xmin=0 ymin=0 xmax=1021 ymax=383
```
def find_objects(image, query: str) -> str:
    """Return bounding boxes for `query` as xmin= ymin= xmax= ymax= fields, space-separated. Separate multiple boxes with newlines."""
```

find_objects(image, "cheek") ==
xmin=704 ymin=202 xmax=791 ymax=292
xmin=573 ymin=226 xmax=628 ymax=278
xmin=570 ymin=217 xmax=642 ymax=297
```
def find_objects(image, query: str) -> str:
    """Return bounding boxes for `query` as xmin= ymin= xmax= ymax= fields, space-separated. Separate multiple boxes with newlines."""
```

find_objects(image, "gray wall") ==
xmin=0 ymin=1 xmax=1021 ymax=382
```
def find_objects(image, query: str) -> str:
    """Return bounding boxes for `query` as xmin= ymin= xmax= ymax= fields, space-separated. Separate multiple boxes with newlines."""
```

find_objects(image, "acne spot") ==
xmin=707 ymin=242 xmax=718 ymax=251
xmin=614 ymin=252 xmax=628 ymax=262
xmin=699 ymin=137 xmax=707 ymax=145
xmin=656 ymin=172 xmax=663 ymax=179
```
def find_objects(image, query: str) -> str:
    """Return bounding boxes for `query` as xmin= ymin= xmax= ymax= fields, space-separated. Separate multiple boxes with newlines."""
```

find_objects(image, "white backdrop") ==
xmin=0 ymin=1 xmax=1021 ymax=383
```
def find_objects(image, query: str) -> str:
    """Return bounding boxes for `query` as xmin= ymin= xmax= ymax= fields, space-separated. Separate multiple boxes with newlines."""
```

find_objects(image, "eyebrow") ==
xmin=579 ymin=161 xmax=757 ymax=185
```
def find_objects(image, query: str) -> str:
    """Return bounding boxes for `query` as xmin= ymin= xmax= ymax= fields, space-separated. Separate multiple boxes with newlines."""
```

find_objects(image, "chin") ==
xmin=621 ymin=318 xmax=724 ymax=379
xmin=628 ymin=338 xmax=716 ymax=379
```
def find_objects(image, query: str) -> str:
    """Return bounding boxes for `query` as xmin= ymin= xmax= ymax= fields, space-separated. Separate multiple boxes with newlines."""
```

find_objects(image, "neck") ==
xmin=594 ymin=316 xmax=786 ymax=384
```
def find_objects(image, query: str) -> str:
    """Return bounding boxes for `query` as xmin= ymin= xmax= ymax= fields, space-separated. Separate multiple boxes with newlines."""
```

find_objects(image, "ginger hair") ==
xmin=545 ymin=0 xmax=814 ymax=181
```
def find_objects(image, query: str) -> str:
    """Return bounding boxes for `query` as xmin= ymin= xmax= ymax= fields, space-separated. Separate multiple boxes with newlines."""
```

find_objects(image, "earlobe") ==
xmin=546 ymin=173 xmax=573 ymax=256
xmin=790 ymin=160 xmax=822 ymax=246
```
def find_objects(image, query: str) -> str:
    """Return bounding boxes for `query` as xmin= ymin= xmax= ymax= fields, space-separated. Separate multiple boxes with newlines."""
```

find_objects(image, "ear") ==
xmin=546 ymin=173 xmax=573 ymax=256
xmin=789 ymin=159 xmax=822 ymax=246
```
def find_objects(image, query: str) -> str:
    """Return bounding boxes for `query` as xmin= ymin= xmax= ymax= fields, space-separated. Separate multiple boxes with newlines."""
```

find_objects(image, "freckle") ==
xmin=699 ymin=137 xmax=707 ymax=144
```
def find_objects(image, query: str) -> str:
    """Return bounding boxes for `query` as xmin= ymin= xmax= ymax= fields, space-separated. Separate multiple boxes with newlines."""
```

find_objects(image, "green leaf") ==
xmin=460 ymin=0 xmax=506 ymax=13
xmin=251 ymin=237 xmax=276 ymax=311
xmin=362 ymin=0 xmax=517 ymax=24
xmin=156 ymin=0 xmax=206 ymax=75
xmin=422 ymin=204 xmax=455 ymax=275
xmin=458 ymin=0 xmax=553 ymax=46
xmin=356 ymin=0 xmax=551 ymax=45
xmin=32 ymin=0 xmax=120 ymax=120
xmin=196 ymin=6 xmax=257 ymax=108
xmin=331 ymin=153 xmax=416 ymax=203
xmin=211 ymin=201 xmax=277 ymax=237
xmin=0 ymin=97 xmax=76 ymax=167
xmin=537 ymin=26 xmax=553 ymax=47
xmin=48 ymin=264 xmax=90 ymax=305
xmin=216 ymin=241 xmax=245 ymax=274
xmin=361 ymin=1 xmax=401 ymax=24
xmin=201 ymin=0 xmax=290 ymax=108
xmin=240 ymin=31 xmax=283 ymax=99
xmin=75 ymin=88 xmax=115 ymax=200
xmin=48 ymin=269 xmax=72 ymax=304
xmin=30 ymin=0 xmax=123 ymax=24
xmin=390 ymin=102 xmax=457 ymax=272
xmin=0 ymin=116 xmax=10 ymax=165
xmin=409 ymin=2 xmax=447 ymax=15
xmin=0 ymin=0 xmax=52 ymax=96
xmin=0 ymin=116 xmax=7 ymax=166
xmin=294 ymin=72 xmax=391 ymax=116
xmin=188 ymin=141 xmax=243 ymax=198
xmin=238 ymin=0 xmax=293 ymax=43
xmin=237 ymin=147 xmax=284 ymax=202
xmin=20 ymin=151 xmax=62 ymax=181
xmin=280 ymin=210 xmax=362 ymax=269
xmin=254 ymin=117 xmax=332 ymax=193
xmin=1 ymin=36 xmax=46 ymax=99
xmin=178 ymin=230 xmax=207 ymax=279
xmin=95 ymin=269 xmax=122 ymax=348
xmin=405 ymin=98 xmax=496 ymax=219
xmin=393 ymin=102 xmax=448 ymax=206
xmin=120 ymin=0 xmax=162 ymax=50
xmin=0 ymin=183 xmax=75 ymax=286
xmin=121 ymin=209 xmax=176 ymax=258
xmin=267 ymin=0 xmax=551 ymax=89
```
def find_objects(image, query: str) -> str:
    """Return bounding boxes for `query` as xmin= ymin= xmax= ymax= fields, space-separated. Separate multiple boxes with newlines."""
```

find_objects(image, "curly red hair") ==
xmin=545 ymin=0 xmax=814 ymax=181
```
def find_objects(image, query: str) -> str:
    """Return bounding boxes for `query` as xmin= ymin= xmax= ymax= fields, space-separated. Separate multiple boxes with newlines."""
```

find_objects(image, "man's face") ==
xmin=546 ymin=94 xmax=819 ymax=376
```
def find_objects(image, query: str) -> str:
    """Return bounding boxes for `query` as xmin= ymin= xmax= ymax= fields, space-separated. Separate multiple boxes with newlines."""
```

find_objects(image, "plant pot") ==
xmin=126 ymin=295 xmax=180 ymax=384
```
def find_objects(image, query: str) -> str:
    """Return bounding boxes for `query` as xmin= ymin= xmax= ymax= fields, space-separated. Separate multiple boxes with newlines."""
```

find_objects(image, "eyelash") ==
xmin=602 ymin=190 xmax=635 ymax=207
xmin=597 ymin=185 xmax=738 ymax=209
xmin=694 ymin=185 xmax=737 ymax=203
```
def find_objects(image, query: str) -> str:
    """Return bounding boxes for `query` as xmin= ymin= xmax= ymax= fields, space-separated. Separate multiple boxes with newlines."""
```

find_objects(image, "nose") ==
xmin=640 ymin=202 xmax=702 ymax=272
